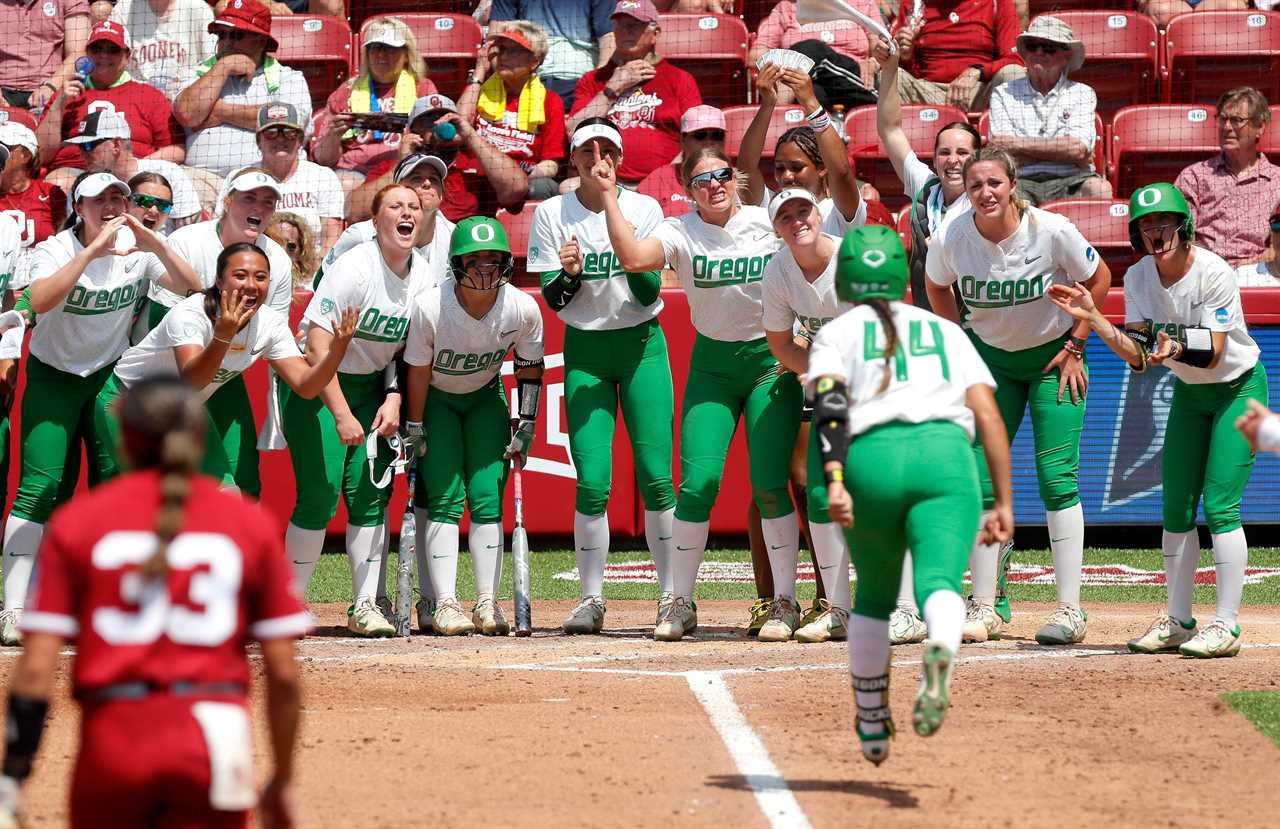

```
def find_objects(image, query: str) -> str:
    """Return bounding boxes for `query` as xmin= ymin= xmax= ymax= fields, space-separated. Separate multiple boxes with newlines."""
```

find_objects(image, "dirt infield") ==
xmin=10 ymin=600 xmax=1280 ymax=828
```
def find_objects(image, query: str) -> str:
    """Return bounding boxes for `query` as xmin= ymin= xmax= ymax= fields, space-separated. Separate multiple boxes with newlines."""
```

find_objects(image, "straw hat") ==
xmin=1017 ymin=16 xmax=1085 ymax=75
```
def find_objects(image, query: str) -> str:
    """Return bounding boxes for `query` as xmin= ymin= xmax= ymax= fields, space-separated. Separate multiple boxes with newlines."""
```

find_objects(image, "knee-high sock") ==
xmin=425 ymin=521 xmax=460 ymax=602
xmin=286 ymin=523 xmax=326 ymax=599
xmin=1163 ymin=529 xmax=1199 ymax=623
xmin=376 ymin=507 xmax=393 ymax=601
xmin=922 ymin=590 xmax=965 ymax=656
xmin=645 ymin=508 xmax=674 ymax=594
xmin=897 ymin=550 xmax=918 ymax=612
xmin=847 ymin=613 xmax=892 ymax=736
xmin=809 ymin=520 xmax=851 ymax=611
xmin=574 ymin=511 xmax=609 ymax=599
xmin=1211 ymin=528 xmax=1247 ymax=628
xmin=346 ymin=524 xmax=385 ymax=603
xmin=413 ymin=508 xmax=435 ymax=602
xmin=969 ymin=518 xmax=999 ymax=606
xmin=1046 ymin=503 xmax=1085 ymax=607
xmin=762 ymin=512 xmax=799 ymax=601
xmin=2 ymin=518 xmax=42 ymax=612
xmin=670 ymin=518 xmax=708 ymax=600
xmin=470 ymin=522 xmax=504 ymax=602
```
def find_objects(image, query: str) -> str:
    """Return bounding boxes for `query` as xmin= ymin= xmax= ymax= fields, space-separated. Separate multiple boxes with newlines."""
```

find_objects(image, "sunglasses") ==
xmin=131 ymin=193 xmax=173 ymax=213
xmin=687 ymin=129 xmax=725 ymax=141
xmin=78 ymin=139 xmax=108 ymax=153
xmin=260 ymin=126 xmax=301 ymax=140
xmin=1022 ymin=39 xmax=1067 ymax=54
xmin=284 ymin=241 xmax=301 ymax=253
xmin=688 ymin=167 xmax=734 ymax=189
xmin=88 ymin=43 xmax=125 ymax=55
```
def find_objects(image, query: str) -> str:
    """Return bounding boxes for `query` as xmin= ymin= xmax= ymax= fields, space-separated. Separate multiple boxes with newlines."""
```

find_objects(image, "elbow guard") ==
xmin=541 ymin=270 xmax=582 ymax=312
xmin=813 ymin=376 xmax=851 ymax=480
xmin=1172 ymin=326 xmax=1216 ymax=368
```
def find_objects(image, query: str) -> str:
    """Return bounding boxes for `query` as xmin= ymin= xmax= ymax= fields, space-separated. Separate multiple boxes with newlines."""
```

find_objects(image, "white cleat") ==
xmin=1127 ymin=615 xmax=1197 ymax=654
xmin=563 ymin=596 xmax=606 ymax=634
xmin=653 ymin=596 xmax=697 ymax=642
xmin=347 ymin=598 xmax=395 ymax=638
xmin=794 ymin=604 xmax=849 ymax=643
xmin=1035 ymin=604 xmax=1087 ymax=645
xmin=0 ymin=609 xmax=21 ymax=647
xmin=433 ymin=599 xmax=476 ymax=636
xmin=757 ymin=596 xmax=801 ymax=642
xmin=961 ymin=600 xmax=1003 ymax=643
xmin=656 ymin=592 xmax=674 ymax=627
xmin=889 ymin=605 xmax=928 ymax=645
xmin=472 ymin=598 xmax=510 ymax=636
xmin=1178 ymin=620 xmax=1241 ymax=658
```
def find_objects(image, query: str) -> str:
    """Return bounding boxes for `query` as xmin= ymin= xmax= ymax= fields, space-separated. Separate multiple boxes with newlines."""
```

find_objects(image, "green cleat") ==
xmin=913 ymin=641 xmax=955 ymax=737
xmin=994 ymin=539 xmax=1014 ymax=623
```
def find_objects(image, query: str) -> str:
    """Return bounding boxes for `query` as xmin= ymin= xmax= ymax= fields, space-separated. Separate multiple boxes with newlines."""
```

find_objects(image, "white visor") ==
xmin=767 ymin=187 xmax=819 ymax=223
xmin=571 ymin=122 xmax=623 ymax=153
xmin=73 ymin=172 xmax=131 ymax=201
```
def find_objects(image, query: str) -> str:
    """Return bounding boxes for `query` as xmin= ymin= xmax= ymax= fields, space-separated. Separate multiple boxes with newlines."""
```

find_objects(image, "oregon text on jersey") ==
xmin=691 ymin=253 xmax=773 ymax=289
xmin=958 ymin=271 xmax=1052 ymax=309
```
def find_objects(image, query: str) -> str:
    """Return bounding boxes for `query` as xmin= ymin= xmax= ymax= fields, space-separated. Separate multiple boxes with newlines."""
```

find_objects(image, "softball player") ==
xmin=925 ymin=147 xmax=1111 ymax=646
xmin=0 ymin=172 xmax=200 ymax=647
xmin=404 ymin=216 xmax=544 ymax=637
xmin=809 ymin=225 xmax=1013 ymax=766
xmin=285 ymin=183 xmax=431 ymax=639
xmin=0 ymin=377 xmax=306 ymax=828
xmin=761 ymin=188 xmax=852 ymax=643
xmin=1049 ymin=183 xmax=1267 ymax=659
xmin=527 ymin=119 xmax=674 ymax=634
xmin=601 ymin=146 xmax=802 ymax=642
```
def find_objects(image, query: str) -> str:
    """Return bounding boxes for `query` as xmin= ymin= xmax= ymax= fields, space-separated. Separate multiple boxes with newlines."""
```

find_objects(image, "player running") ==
xmin=285 ymin=183 xmax=432 ymax=639
xmin=602 ymin=146 xmax=802 ymax=642
xmin=925 ymin=147 xmax=1111 ymax=646
xmin=1049 ymin=183 xmax=1267 ymax=658
xmin=0 ymin=377 xmax=306 ymax=828
xmin=404 ymin=216 xmax=544 ymax=636
xmin=528 ymin=119 xmax=674 ymax=634
xmin=0 ymin=172 xmax=199 ymax=647
xmin=810 ymin=225 xmax=1013 ymax=766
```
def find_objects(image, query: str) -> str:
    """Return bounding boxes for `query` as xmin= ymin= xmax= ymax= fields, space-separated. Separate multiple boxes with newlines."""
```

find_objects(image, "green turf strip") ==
xmin=1223 ymin=692 xmax=1280 ymax=749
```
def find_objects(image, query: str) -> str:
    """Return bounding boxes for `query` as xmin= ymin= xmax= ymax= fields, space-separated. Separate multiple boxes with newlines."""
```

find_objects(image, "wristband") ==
xmin=212 ymin=334 xmax=232 ymax=345
xmin=824 ymin=468 xmax=844 ymax=485
xmin=1069 ymin=335 xmax=1087 ymax=351
xmin=806 ymin=107 xmax=831 ymax=134
xmin=39 ymin=81 xmax=57 ymax=93
xmin=1062 ymin=340 xmax=1084 ymax=358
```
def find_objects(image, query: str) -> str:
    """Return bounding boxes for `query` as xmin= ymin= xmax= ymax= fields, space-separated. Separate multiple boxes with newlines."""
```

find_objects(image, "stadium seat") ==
xmin=1046 ymin=12 xmax=1158 ymax=118
xmin=977 ymin=111 xmax=1106 ymax=178
xmin=355 ymin=13 xmax=483 ymax=99
xmin=845 ymin=103 xmax=969 ymax=208
xmin=1028 ymin=0 xmax=1133 ymax=16
xmin=657 ymin=14 xmax=750 ymax=109
xmin=1163 ymin=11 xmax=1280 ymax=105
xmin=1041 ymin=198 xmax=1137 ymax=282
xmin=271 ymin=16 xmax=352 ymax=109
xmin=1108 ymin=104 xmax=1219 ymax=197
xmin=896 ymin=206 xmax=911 ymax=254
xmin=498 ymin=202 xmax=543 ymax=287
xmin=723 ymin=104 xmax=808 ymax=159
xmin=348 ymin=0 xmax=478 ymax=33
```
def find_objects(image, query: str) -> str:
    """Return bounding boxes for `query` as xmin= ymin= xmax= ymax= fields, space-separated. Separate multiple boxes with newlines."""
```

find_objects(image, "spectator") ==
xmin=568 ymin=0 xmax=701 ymax=186
xmin=1175 ymin=87 xmax=1280 ymax=268
xmin=173 ymin=0 xmax=311 ymax=188
xmin=1141 ymin=0 xmax=1246 ymax=30
xmin=0 ymin=0 xmax=90 ymax=112
xmin=988 ymin=17 xmax=1111 ymax=206
xmin=266 ymin=211 xmax=318 ymax=293
xmin=459 ymin=22 xmax=565 ymax=202
xmin=38 ymin=21 xmax=186 ymax=193
xmin=890 ymin=0 xmax=1024 ymax=112
xmin=749 ymin=0 xmax=878 ymax=103
xmin=637 ymin=104 xmax=727 ymax=217
xmin=1235 ymin=210 xmax=1280 ymax=287
xmin=65 ymin=110 xmax=201 ymax=228
xmin=0 ymin=123 xmax=65 ymax=254
xmin=311 ymin=17 xmax=436 ymax=197
xmin=490 ymin=0 xmax=616 ymax=110
xmin=111 ymin=0 xmax=217 ymax=100
xmin=125 ymin=170 xmax=176 ymax=235
xmin=348 ymin=94 xmax=528 ymax=223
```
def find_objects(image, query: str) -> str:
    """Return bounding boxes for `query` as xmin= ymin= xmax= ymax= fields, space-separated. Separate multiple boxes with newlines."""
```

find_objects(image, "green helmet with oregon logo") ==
xmin=1128 ymin=182 xmax=1194 ymax=254
xmin=834 ymin=224 xmax=908 ymax=303
xmin=450 ymin=215 xmax=513 ymax=290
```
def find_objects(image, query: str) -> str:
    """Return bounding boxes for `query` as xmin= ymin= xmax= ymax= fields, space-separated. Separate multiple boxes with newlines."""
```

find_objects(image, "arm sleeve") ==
xmin=402 ymin=294 xmax=435 ymax=367
xmin=514 ymin=294 xmax=545 ymax=363
xmin=760 ymin=262 xmax=795 ymax=333
xmin=981 ymin=0 xmax=1023 ymax=81
xmin=317 ymin=168 xmax=345 ymax=220
xmin=925 ymin=226 xmax=958 ymax=286
xmin=537 ymin=92 xmax=567 ymax=162
xmin=676 ymin=65 xmax=702 ymax=111
xmin=525 ymin=202 xmax=563 ymax=274
xmin=26 ymin=241 xmax=62 ymax=285
xmin=281 ymin=69 xmax=313 ymax=126
xmin=1066 ymin=85 xmax=1098 ymax=152
xmin=571 ymin=71 xmax=604 ymax=116
xmin=167 ymin=303 xmax=209 ymax=347
xmin=1174 ymin=166 xmax=1199 ymax=216
xmin=624 ymin=197 xmax=664 ymax=305
xmin=1122 ymin=277 xmax=1144 ymax=326
xmin=1051 ymin=217 xmax=1102 ymax=283
xmin=143 ymin=251 xmax=168 ymax=283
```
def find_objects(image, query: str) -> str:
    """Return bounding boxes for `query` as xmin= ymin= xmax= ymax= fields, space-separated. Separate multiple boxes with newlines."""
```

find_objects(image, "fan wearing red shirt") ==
xmin=0 ymin=123 xmax=65 ymax=253
xmin=0 ymin=378 xmax=306 ymax=829
xmin=568 ymin=0 xmax=701 ymax=185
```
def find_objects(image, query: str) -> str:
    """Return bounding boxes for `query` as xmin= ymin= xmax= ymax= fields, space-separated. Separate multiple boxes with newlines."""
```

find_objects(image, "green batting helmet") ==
xmin=450 ymin=216 xmax=513 ymax=290
xmin=834 ymin=225 xmax=909 ymax=303
xmin=1128 ymin=182 xmax=1194 ymax=253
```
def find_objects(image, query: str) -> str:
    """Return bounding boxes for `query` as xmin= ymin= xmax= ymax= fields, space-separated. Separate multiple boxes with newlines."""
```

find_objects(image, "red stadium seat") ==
xmin=1108 ymin=104 xmax=1219 ymax=197
xmin=271 ymin=16 xmax=352 ymax=109
xmin=355 ymin=13 xmax=483 ymax=99
xmin=498 ymin=202 xmax=543 ymax=288
xmin=657 ymin=14 xmax=750 ymax=109
xmin=845 ymin=103 xmax=969 ymax=208
xmin=896 ymin=206 xmax=912 ymax=254
xmin=1041 ymin=198 xmax=1137 ymax=282
xmin=977 ymin=110 xmax=1106 ymax=179
xmin=1046 ymin=12 xmax=1158 ymax=118
xmin=348 ymin=0 xmax=479 ymax=32
xmin=1028 ymin=0 xmax=1133 ymax=16
xmin=1163 ymin=11 xmax=1280 ymax=105
xmin=723 ymin=104 xmax=808 ymax=159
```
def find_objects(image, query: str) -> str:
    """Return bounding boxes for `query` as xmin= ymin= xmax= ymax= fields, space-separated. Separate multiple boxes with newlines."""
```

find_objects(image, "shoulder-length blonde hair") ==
xmin=363 ymin=17 xmax=426 ymax=81
xmin=266 ymin=212 xmax=318 ymax=290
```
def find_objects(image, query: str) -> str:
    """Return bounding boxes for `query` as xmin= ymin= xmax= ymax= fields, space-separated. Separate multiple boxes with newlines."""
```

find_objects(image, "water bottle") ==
xmin=832 ymin=104 xmax=848 ymax=144
xmin=433 ymin=121 xmax=457 ymax=142
xmin=74 ymin=56 xmax=95 ymax=84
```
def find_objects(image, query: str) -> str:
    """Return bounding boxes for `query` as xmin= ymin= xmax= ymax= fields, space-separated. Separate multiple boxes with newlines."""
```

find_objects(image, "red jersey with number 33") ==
xmin=22 ymin=471 xmax=310 ymax=695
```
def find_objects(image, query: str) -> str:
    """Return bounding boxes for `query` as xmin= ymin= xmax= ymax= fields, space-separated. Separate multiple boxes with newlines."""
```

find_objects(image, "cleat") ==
xmin=855 ymin=720 xmax=893 ymax=766
xmin=794 ymin=602 xmax=849 ymax=643
xmin=347 ymin=598 xmax=396 ymax=638
xmin=415 ymin=598 xmax=436 ymax=634
xmin=1178 ymin=620 xmax=1241 ymax=658
xmin=376 ymin=596 xmax=395 ymax=625
xmin=472 ymin=598 xmax=510 ymax=636
xmin=747 ymin=597 xmax=773 ymax=637
xmin=913 ymin=640 xmax=954 ymax=737
xmin=0 ymin=609 xmax=21 ymax=646
xmin=1035 ymin=604 xmax=1087 ymax=645
xmin=1128 ymin=615 xmax=1197 ymax=654
xmin=994 ymin=538 xmax=1014 ymax=623
xmin=432 ymin=599 xmax=476 ymax=636
xmin=757 ymin=596 xmax=801 ymax=642
xmin=851 ymin=673 xmax=894 ymax=766
xmin=654 ymin=596 xmax=697 ymax=642
xmin=889 ymin=605 xmax=928 ymax=645
xmin=563 ymin=596 xmax=606 ymax=635
xmin=656 ymin=592 xmax=674 ymax=627
xmin=961 ymin=600 xmax=1003 ymax=643
xmin=798 ymin=599 xmax=825 ymax=628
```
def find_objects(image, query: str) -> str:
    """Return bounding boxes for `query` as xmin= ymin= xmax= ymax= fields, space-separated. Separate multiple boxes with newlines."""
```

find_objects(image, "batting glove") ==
xmin=504 ymin=418 xmax=535 ymax=464
xmin=404 ymin=421 xmax=427 ymax=459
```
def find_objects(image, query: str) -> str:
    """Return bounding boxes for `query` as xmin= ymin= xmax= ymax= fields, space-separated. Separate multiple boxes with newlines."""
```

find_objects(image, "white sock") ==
xmin=346 ymin=524 xmax=385 ymax=603
xmin=574 ymin=511 xmax=609 ymax=599
xmin=470 ymin=522 xmax=503 ymax=602
xmin=1210 ymin=527 xmax=1247 ymax=629
xmin=425 ymin=521 xmax=460 ymax=602
xmin=1162 ymin=529 xmax=1199 ymax=623
xmin=762 ymin=512 xmax=799 ymax=600
xmin=809 ymin=520 xmax=851 ymax=611
xmin=922 ymin=590 xmax=965 ymax=656
xmin=1046 ymin=503 xmax=1085 ymax=607
xmin=2 ymin=517 xmax=43 ymax=612
xmin=644 ymin=508 xmax=674 ymax=594
xmin=670 ymin=518 xmax=709 ymax=600
xmin=413 ymin=507 xmax=434 ymax=602
xmin=285 ymin=523 xmax=325 ymax=599
xmin=847 ymin=613 xmax=892 ymax=736
xmin=897 ymin=550 xmax=917 ymax=612
xmin=969 ymin=518 xmax=999 ymax=606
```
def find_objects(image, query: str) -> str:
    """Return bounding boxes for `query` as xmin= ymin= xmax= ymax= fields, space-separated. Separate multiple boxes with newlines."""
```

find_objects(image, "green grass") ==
xmin=1223 ymin=691 xmax=1280 ymax=749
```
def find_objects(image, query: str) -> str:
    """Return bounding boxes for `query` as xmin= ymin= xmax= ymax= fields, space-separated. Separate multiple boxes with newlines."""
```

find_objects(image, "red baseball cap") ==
xmin=209 ymin=0 xmax=278 ymax=52
xmin=87 ymin=21 xmax=129 ymax=50
xmin=611 ymin=0 xmax=659 ymax=24
xmin=491 ymin=29 xmax=534 ymax=54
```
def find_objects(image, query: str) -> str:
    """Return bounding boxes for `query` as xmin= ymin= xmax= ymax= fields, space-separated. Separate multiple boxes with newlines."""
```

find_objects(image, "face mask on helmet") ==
xmin=453 ymin=252 xmax=513 ymax=291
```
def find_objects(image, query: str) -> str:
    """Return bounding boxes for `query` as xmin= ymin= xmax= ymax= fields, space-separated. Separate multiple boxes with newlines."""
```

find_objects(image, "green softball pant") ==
xmin=281 ymin=370 xmax=390 ymax=530
xmin=1163 ymin=363 xmax=1268 ymax=534
xmin=844 ymin=421 xmax=982 ymax=620
xmin=11 ymin=356 xmax=118 ymax=523
xmin=970 ymin=333 xmax=1084 ymax=512
xmin=564 ymin=319 xmax=675 ymax=516
xmin=412 ymin=378 xmax=510 ymax=525
xmin=806 ymin=418 xmax=831 ymax=523
xmin=204 ymin=377 xmax=260 ymax=496
xmin=674 ymin=335 xmax=802 ymax=523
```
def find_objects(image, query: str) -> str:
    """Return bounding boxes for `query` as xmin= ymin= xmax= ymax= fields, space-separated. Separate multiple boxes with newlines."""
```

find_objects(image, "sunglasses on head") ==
xmin=687 ymin=129 xmax=725 ymax=141
xmin=1022 ymin=39 xmax=1067 ymax=54
xmin=131 ymin=193 xmax=173 ymax=213
xmin=689 ymin=167 xmax=734 ymax=188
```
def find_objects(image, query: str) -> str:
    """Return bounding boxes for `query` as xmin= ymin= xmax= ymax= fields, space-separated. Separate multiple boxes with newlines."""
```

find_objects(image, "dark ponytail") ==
xmin=867 ymin=298 xmax=899 ymax=395
xmin=208 ymin=242 xmax=268 ymax=322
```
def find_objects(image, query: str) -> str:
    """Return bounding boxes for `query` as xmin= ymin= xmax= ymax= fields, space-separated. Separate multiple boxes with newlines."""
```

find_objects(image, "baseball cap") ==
xmin=226 ymin=170 xmax=283 ymax=198
xmin=0 ymin=122 xmax=38 ymax=156
xmin=681 ymin=105 xmax=726 ymax=134
xmin=571 ymin=121 xmax=623 ymax=152
xmin=393 ymin=153 xmax=449 ymax=184
xmin=87 ymin=20 xmax=129 ymax=50
xmin=768 ymin=188 xmax=819 ymax=223
xmin=65 ymin=110 xmax=132 ymax=145
xmin=408 ymin=94 xmax=459 ymax=128
xmin=73 ymin=172 xmax=131 ymax=201
xmin=363 ymin=20 xmax=407 ymax=49
xmin=209 ymin=0 xmax=278 ymax=52
xmin=491 ymin=29 xmax=534 ymax=53
xmin=611 ymin=0 xmax=659 ymax=24
xmin=256 ymin=101 xmax=305 ymax=134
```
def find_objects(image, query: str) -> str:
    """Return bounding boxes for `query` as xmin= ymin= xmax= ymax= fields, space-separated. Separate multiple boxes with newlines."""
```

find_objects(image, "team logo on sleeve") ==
xmin=319 ymin=298 xmax=335 ymax=314
xmin=1215 ymin=308 xmax=1230 ymax=325
xmin=1085 ymin=247 xmax=1096 ymax=262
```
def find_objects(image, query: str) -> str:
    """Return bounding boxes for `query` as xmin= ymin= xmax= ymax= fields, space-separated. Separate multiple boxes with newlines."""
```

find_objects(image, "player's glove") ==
xmin=504 ymin=418 xmax=535 ymax=465
xmin=404 ymin=421 xmax=427 ymax=459
xmin=0 ymin=776 xmax=24 ymax=829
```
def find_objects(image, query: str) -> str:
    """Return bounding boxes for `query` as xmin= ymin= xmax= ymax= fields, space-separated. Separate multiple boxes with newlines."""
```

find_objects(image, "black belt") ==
xmin=84 ymin=681 xmax=246 ymax=703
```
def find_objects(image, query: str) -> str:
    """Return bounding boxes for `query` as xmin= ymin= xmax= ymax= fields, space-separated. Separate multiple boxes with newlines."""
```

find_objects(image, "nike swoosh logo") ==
xmin=658 ymin=536 xmax=672 ymax=541
xmin=37 ymin=194 xmax=48 ymax=202
xmin=676 ymin=545 xmax=697 ymax=551
xmin=770 ymin=544 xmax=786 ymax=550
xmin=1049 ymin=536 xmax=1071 ymax=543
xmin=1024 ymin=255 xmax=1041 ymax=265
xmin=431 ymin=554 xmax=448 ymax=559
xmin=486 ymin=544 xmax=500 ymax=549
xmin=581 ymin=546 xmax=600 ymax=551
xmin=819 ymin=564 xmax=835 ymax=570
xmin=501 ymin=328 xmax=519 ymax=337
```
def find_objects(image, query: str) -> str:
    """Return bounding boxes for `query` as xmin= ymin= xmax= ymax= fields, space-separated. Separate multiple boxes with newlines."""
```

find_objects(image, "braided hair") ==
xmin=776 ymin=126 xmax=825 ymax=197
xmin=865 ymin=298 xmax=899 ymax=395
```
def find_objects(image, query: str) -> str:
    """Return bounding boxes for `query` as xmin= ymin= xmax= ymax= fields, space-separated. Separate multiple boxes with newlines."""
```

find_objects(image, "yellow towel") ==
xmin=476 ymin=74 xmax=547 ymax=134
